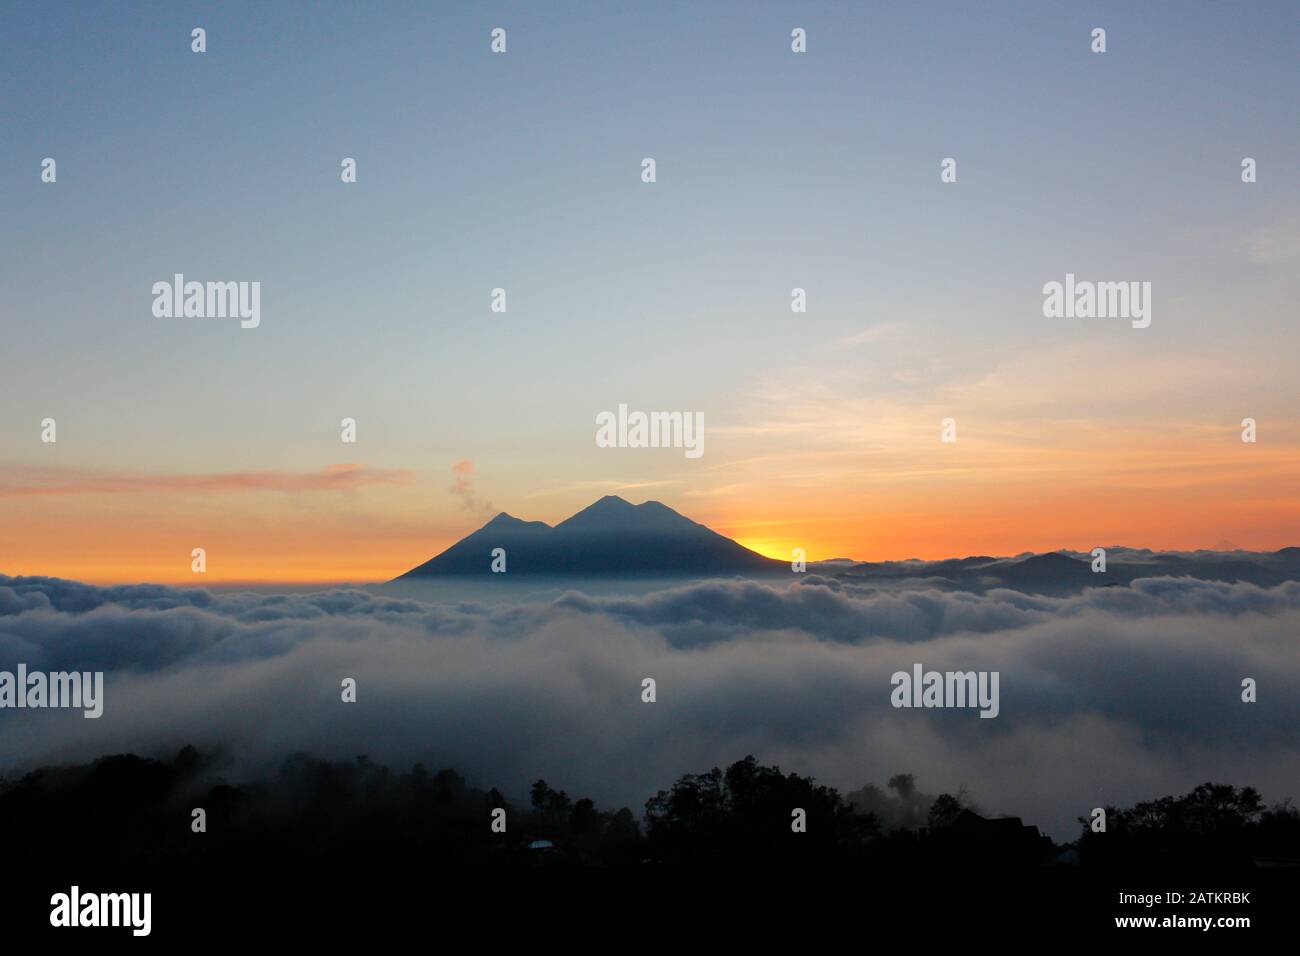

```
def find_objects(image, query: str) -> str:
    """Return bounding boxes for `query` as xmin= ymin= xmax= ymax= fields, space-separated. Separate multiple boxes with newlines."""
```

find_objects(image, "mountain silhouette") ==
xmin=394 ymin=496 xmax=787 ymax=579
xmin=841 ymin=547 xmax=1300 ymax=594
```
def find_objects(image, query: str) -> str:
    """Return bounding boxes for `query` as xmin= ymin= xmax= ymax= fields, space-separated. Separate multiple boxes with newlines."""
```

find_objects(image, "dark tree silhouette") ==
xmin=2 ymin=749 xmax=1291 ymax=877
xmin=644 ymin=754 xmax=874 ymax=864
xmin=1078 ymin=781 xmax=1300 ymax=869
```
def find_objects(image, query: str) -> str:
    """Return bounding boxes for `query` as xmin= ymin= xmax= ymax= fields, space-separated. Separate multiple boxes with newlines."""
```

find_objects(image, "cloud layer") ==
xmin=1 ymin=573 xmax=1297 ymax=839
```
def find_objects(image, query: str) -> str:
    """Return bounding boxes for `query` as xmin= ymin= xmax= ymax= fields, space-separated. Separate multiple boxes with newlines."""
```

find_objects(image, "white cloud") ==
xmin=1 ymin=573 xmax=1297 ymax=839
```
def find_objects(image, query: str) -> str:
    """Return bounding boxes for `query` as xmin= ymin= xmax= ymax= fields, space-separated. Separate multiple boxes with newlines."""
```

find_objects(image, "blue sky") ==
xmin=2 ymin=1 xmax=1297 ymax=580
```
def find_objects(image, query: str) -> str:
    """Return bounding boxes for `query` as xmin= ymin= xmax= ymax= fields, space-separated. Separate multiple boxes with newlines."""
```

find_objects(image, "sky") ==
xmin=2 ymin=1 xmax=1298 ymax=583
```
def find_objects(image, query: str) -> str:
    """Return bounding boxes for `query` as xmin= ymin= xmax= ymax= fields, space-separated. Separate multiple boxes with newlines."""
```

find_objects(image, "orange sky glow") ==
xmin=5 ymin=422 xmax=1297 ymax=585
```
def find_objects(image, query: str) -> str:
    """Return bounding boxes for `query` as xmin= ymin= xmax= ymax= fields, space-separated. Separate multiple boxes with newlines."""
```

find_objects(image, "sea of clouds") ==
xmin=2 ymin=572 xmax=1298 ymax=839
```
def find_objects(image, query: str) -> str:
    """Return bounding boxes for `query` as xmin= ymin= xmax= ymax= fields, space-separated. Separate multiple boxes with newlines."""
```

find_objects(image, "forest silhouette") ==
xmin=4 ymin=747 xmax=1297 ymax=875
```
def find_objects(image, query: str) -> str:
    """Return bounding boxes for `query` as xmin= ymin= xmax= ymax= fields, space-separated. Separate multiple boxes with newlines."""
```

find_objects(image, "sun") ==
xmin=734 ymin=538 xmax=796 ymax=561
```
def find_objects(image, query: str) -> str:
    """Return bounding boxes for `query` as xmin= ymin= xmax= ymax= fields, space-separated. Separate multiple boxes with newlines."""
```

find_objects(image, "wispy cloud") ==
xmin=0 ymin=463 xmax=414 ymax=497
xmin=840 ymin=322 xmax=903 ymax=347
xmin=1235 ymin=215 xmax=1300 ymax=266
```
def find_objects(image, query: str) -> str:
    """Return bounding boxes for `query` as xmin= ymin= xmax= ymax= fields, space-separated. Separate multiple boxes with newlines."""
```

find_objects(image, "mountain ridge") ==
xmin=394 ymin=496 xmax=1300 ymax=590
xmin=393 ymin=496 xmax=785 ymax=579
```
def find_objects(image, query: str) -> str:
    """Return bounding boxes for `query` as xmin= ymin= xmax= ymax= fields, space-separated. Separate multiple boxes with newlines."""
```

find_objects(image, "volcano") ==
xmin=393 ymin=495 xmax=786 ymax=579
